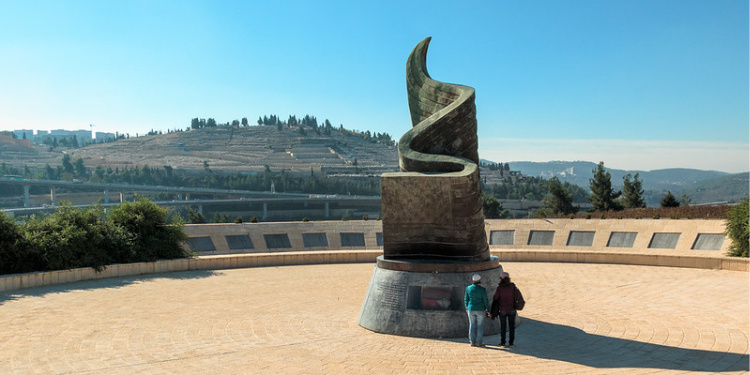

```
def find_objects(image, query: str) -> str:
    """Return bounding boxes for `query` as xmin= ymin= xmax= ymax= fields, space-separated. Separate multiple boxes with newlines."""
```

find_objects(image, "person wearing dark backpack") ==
xmin=491 ymin=271 xmax=525 ymax=348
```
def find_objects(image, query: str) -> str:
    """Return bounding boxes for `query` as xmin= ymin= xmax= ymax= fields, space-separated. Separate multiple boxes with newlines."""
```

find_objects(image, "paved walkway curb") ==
xmin=0 ymin=250 xmax=746 ymax=293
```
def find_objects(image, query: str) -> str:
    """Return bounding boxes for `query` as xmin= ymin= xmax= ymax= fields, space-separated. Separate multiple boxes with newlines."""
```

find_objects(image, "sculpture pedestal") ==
xmin=358 ymin=256 xmax=502 ymax=338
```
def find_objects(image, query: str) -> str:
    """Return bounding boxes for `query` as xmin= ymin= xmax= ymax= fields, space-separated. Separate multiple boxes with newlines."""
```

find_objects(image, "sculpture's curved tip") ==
xmin=408 ymin=37 xmax=432 ymax=81
xmin=404 ymin=37 xmax=478 ymax=166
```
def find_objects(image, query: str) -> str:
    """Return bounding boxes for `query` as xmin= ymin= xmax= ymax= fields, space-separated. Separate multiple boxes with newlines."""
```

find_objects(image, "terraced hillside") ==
xmin=65 ymin=126 xmax=399 ymax=176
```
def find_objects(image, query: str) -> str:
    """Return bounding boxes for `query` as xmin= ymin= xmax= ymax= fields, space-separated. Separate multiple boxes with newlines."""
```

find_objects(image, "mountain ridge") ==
xmin=501 ymin=160 xmax=747 ymax=204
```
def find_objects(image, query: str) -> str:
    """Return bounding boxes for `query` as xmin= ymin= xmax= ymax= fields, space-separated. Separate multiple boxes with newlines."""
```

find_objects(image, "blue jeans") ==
xmin=467 ymin=310 xmax=485 ymax=345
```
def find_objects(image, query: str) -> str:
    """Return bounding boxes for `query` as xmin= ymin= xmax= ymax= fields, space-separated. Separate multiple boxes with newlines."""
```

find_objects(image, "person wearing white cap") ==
xmin=464 ymin=274 xmax=490 ymax=347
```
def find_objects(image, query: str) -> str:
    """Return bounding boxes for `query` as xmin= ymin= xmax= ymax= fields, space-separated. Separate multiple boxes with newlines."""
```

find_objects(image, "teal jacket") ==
xmin=464 ymin=284 xmax=489 ymax=312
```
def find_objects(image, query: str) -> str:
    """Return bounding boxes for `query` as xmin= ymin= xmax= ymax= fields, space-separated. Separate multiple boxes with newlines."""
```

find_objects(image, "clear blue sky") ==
xmin=1 ymin=0 xmax=747 ymax=173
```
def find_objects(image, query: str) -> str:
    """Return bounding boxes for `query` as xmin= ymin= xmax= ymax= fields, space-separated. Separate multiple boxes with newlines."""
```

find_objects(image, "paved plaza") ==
xmin=0 ymin=262 xmax=747 ymax=374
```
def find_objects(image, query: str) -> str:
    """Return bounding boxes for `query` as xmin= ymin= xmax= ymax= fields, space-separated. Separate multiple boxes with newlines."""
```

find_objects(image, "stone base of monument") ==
xmin=358 ymin=256 xmax=503 ymax=338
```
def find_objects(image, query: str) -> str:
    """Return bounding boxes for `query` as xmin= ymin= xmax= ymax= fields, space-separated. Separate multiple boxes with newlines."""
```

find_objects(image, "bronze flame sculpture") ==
xmin=381 ymin=37 xmax=489 ymax=262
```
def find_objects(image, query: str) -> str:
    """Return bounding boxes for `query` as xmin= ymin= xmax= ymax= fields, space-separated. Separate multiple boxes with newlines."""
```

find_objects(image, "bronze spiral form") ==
xmin=381 ymin=37 xmax=489 ymax=262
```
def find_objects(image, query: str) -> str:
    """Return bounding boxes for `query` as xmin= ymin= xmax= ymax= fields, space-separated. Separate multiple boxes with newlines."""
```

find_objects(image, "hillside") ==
xmin=680 ymin=172 xmax=750 ymax=204
xmin=506 ymin=161 xmax=747 ymax=204
xmin=66 ymin=125 xmax=399 ymax=176
xmin=507 ymin=161 xmax=729 ymax=190
xmin=1 ymin=128 xmax=745 ymax=205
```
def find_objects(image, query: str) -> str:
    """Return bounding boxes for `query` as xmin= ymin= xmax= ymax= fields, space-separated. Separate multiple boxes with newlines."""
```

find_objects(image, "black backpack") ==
xmin=513 ymin=286 xmax=525 ymax=311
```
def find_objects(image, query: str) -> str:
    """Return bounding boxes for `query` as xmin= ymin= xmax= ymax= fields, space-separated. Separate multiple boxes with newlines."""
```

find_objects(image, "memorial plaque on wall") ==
xmin=377 ymin=281 xmax=406 ymax=311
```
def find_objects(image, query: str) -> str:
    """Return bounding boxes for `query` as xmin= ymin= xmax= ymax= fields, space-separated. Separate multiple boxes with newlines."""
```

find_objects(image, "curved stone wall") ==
xmin=178 ymin=219 xmax=746 ymax=272
xmin=181 ymin=219 xmax=736 ymax=257
xmin=0 ymin=218 xmax=746 ymax=293
xmin=484 ymin=218 xmax=733 ymax=255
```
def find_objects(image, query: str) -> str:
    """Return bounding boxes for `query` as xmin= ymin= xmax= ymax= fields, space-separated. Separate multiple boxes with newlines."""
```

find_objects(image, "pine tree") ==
xmin=589 ymin=162 xmax=622 ymax=211
xmin=481 ymin=194 xmax=503 ymax=218
xmin=725 ymin=197 xmax=749 ymax=257
xmin=188 ymin=209 xmax=205 ymax=224
xmin=62 ymin=154 xmax=74 ymax=174
xmin=660 ymin=191 xmax=680 ymax=207
xmin=73 ymin=158 xmax=87 ymax=178
xmin=621 ymin=173 xmax=645 ymax=208
xmin=544 ymin=177 xmax=577 ymax=215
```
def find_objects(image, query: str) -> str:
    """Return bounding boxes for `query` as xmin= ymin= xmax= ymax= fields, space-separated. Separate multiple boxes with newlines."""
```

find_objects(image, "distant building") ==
xmin=95 ymin=132 xmax=116 ymax=143
xmin=51 ymin=129 xmax=92 ymax=144
xmin=11 ymin=128 xmax=120 ymax=146
xmin=12 ymin=129 xmax=33 ymax=140
xmin=29 ymin=129 xmax=93 ymax=146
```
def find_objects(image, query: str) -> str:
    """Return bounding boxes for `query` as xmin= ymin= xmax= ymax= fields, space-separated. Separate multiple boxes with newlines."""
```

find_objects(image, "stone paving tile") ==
xmin=0 ymin=262 xmax=747 ymax=374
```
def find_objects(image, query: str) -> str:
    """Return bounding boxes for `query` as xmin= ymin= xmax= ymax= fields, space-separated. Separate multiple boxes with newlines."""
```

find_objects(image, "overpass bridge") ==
xmin=0 ymin=177 xmax=312 ymax=206
xmin=0 ymin=177 xmax=382 ymax=221
xmin=3 ymin=195 xmax=382 ymax=221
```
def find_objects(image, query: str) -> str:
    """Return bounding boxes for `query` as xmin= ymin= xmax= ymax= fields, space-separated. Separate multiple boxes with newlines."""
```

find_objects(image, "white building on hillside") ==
xmin=12 ymin=129 xmax=34 ymax=140
xmin=95 ymin=132 xmax=116 ymax=143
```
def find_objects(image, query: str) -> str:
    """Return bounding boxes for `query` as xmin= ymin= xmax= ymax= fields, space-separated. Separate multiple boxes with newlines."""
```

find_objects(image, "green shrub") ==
xmin=108 ymin=198 xmax=188 ymax=261
xmin=725 ymin=197 xmax=749 ymax=257
xmin=2 ymin=198 xmax=189 ymax=275
xmin=211 ymin=212 xmax=229 ymax=223
xmin=24 ymin=204 xmax=128 ymax=272
xmin=0 ymin=213 xmax=43 ymax=274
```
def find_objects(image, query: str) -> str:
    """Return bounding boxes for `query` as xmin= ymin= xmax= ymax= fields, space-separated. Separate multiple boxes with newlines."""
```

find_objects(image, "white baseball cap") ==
xmin=472 ymin=274 xmax=481 ymax=282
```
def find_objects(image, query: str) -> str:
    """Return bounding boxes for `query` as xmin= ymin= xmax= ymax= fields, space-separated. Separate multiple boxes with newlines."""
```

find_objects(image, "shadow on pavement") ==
xmin=479 ymin=317 xmax=748 ymax=372
xmin=0 ymin=269 xmax=221 ymax=305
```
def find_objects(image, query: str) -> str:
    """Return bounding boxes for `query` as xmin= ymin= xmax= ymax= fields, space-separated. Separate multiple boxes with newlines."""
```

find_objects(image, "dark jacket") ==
xmin=491 ymin=282 xmax=523 ymax=318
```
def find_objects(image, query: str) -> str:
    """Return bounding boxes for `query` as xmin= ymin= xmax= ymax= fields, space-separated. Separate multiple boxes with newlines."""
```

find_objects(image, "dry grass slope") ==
xmin=8 ymin=126 xmax=399 ymax=176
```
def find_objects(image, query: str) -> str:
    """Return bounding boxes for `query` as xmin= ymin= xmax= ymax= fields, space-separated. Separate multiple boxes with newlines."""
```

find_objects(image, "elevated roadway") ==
xmin=0 ymin=177 xmax=381 ymax=220
xmin=0 ymin=177 xmax=310 ymax=204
